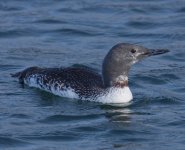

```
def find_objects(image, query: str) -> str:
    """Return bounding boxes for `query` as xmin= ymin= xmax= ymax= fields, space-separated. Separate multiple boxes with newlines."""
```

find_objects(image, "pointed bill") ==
xmin=143 ymin=49 xmax=169 ymax=56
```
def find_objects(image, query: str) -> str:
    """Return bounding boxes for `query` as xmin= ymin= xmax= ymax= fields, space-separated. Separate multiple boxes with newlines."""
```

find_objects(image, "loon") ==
xmin=11 ymin=43 xmax=169 ymax=103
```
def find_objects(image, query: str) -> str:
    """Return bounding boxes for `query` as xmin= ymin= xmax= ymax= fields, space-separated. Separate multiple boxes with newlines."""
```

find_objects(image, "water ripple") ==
xmin=50 ymin=28 xmax=102 ymax=36
xmin=38 ymin=113 xmax=104 ymax=124
xmin=0 ymin=136 xmax=30 ymax=148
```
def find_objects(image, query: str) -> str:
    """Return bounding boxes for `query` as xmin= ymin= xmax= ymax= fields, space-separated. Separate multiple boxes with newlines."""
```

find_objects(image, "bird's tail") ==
xmin=10 ymin=71 xmax=22 ymax=78
xmin=11 ymin=66 xmax=41 ymax=83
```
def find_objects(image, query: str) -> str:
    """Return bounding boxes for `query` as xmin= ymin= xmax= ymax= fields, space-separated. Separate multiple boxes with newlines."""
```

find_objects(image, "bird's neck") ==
xmin=112 ymin=75 xmax=129 ymax=88
xmin=102 ymin=68 xmax=129 ymax=88
xmin=102 ymin=48 xmax=131 ymax=88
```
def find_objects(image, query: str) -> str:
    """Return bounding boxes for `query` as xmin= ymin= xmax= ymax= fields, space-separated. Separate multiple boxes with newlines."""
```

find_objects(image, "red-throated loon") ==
xmin=11 ymin=43 xmax=169 ymax=103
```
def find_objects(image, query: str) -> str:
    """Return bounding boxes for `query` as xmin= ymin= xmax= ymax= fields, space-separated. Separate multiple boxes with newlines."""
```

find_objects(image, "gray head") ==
xmin=102 ymin=43 xmax=169 ymax=88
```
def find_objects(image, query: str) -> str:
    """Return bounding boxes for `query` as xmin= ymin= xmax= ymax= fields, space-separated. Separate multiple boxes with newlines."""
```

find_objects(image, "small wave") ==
xmin=176 ymin=7 xmax=185 ymax=13
xmin=34 ymin=19 xmax=67 ymax=24
xmin=0 ymin=136 xmax=30 ymax=148
xmin=165 ymin=119 xmax=185 ymax=127
xmin=73 ymin=126 xmax=103 ymax=132
xmin=133 ymin=75 xmax=167 ymax=85
xmin=0 ymin=30 xmax=24 ymax=38
xmin=21 ymin=134 xmax=78 ymax=141
xmin=10 ymin=114 xmax=31 ymax=119
xmin=109 ymin=128 xmax=150 ymax=136
xmin=38 ymin=113 xmax=104 ymax=124
xmin=132 ymin=96 xmax=181 ymax=108
xmin=116 ymin=32 xmax=169 ymax=39
xmin=126 ymin=21 xmax=159 ymax=29
xmin=0 ymin=29 xmax=39 ymax=38
xmin=49 ymin=28 xmax=101 ymax=36
xmin=0 ymin=4 xmax=23 ymax=11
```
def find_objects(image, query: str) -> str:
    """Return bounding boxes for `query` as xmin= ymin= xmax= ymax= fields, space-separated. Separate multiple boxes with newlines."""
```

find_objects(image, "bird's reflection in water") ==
xmin=100 ymin=102 xmax=133 ymax=123
xmin=31 ymin=89 xmax=134 ymax=125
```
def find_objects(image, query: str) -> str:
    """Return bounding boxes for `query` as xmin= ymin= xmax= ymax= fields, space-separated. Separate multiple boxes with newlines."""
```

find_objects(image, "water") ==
xmin=0 ymin=0 xmax=185 ymax=149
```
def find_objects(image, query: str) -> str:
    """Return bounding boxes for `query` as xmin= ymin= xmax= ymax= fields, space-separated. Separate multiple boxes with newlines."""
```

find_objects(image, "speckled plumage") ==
xmin=12 ymin=66 xmax=106 ymax=100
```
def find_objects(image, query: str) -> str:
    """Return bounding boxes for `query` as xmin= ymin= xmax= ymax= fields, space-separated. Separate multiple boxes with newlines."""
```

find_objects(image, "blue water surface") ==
xmin=0 ymin=0 xmax=185 ymax=150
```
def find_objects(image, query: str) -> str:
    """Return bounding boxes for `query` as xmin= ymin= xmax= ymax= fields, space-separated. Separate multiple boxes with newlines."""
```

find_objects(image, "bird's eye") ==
xmin=131 ymin=49 xmax=136 ymax=53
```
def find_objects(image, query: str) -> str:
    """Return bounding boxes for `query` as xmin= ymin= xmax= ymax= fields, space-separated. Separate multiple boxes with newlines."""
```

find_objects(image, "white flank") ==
xmin=25 ymin=76 xmax=79 ymax=99
xmin=24 ymin=76 xmax=133 ymax=104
